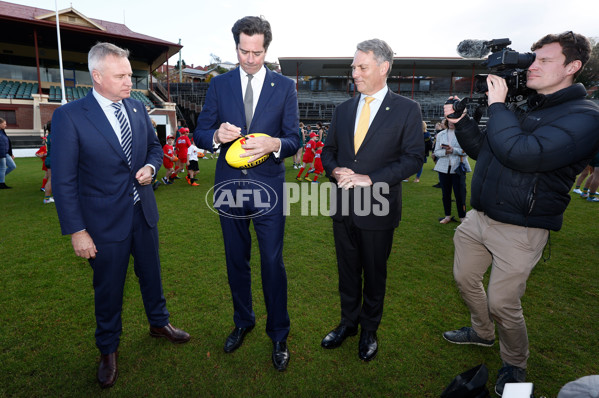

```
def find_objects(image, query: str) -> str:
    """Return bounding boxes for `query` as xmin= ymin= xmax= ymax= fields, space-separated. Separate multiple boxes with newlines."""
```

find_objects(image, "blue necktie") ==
xmin=111 ymin=102 xmax=139 ymax=204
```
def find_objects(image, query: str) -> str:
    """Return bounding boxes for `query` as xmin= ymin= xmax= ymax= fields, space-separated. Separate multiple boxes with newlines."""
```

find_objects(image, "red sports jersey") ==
xmin=302 ymin=139 xmax=316 ymax=163
xmin=313 ymin=149 xmax=324 ymax=172
xmin=175 ymin=136 xmax=191 ymax=158
xmin=163 ymin=144 xmax=175 ymax=169
xmin=36 ymin=146 xmax=48 ymax=170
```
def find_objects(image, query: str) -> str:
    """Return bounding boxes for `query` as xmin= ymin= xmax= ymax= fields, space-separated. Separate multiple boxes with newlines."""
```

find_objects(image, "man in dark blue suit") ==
xmin=321 ymin=39 xmax=424 ymax=361
xmin=194 ymin=16 xmax=299 ymax=371
xmin=52 ymin=42 xmax=190 ymax=389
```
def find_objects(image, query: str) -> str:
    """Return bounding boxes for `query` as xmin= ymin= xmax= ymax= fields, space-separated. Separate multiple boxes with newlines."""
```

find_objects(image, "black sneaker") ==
xmin=443 ymin=327 xmax=495 ymax=347
xmin=495 ymin=363 xmax=526 ymax=396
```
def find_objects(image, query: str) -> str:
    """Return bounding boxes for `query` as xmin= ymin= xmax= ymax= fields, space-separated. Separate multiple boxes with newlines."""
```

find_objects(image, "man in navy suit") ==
xmin=52 ymin=42 xmax=190 ymax=389
xmin=321 ymin=39 xmax=424 ymax=361
xmin=194 ymin=16 xmax=299 ymax=371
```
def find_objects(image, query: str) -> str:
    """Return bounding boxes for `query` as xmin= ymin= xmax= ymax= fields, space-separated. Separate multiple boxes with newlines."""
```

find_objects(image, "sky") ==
xmin=12 ymin=0 xmax=599 ymax=68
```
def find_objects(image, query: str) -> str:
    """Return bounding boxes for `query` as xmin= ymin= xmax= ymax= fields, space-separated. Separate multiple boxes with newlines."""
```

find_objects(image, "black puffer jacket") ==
xmin=455 ymin=83 xmax=599 ymax=231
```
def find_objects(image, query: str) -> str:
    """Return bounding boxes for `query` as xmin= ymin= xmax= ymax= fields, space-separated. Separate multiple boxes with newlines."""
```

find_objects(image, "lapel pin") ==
xmin=271 ymin=82 xmax=275 ymax=87
xmin=133 ymin=108 xmax=137 ymax=112
xmin=385 ymin=107 xmax=390 ymax=111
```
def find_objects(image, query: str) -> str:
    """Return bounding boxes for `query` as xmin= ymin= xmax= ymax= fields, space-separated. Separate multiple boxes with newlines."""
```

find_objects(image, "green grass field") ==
xmin=1 ymin=156 xmax=597 ymax=397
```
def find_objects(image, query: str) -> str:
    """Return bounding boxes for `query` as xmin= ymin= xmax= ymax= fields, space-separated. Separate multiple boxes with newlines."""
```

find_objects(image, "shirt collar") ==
xmin=92 ymin=88 xmax=120 ymax=109
xmin=360 ymin=85 xmax=388 ymax=103
xmin=239 ymin=65 xmax=267 ymax=82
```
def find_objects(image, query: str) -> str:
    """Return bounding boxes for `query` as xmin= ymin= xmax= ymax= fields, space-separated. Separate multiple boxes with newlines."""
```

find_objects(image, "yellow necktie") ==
xmin=354 ymin=96 xmax=375 ymax=153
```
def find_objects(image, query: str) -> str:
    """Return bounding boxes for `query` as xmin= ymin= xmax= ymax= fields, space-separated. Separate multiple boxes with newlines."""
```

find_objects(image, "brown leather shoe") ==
xmin=149 ymin=323 xmax=190 ymax=344
xmin=97 ymin=352 xmax=118 ymax=389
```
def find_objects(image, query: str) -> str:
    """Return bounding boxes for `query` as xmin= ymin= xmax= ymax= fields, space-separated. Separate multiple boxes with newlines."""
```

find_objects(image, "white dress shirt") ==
xmin=354 ymin=85 xmax=388 ymax=135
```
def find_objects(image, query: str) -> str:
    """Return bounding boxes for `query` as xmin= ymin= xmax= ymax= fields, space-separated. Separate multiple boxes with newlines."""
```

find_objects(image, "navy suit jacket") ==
xmin=194 ymin=67 xmax=300 ymax=187
xmin=322 ymin=89 xmax=424 ymax=230
xmin=52 ymin=91 xmax=163 ymax=243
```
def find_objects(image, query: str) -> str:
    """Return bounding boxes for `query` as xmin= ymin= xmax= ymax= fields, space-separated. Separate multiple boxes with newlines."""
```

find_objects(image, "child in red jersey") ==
xmin=174 ymin=127 xmax=191 ymax=178
xmin=35 ymin=136 xmax=49 ymax=191
xmin=305 ymin=141 xmax=325 ymax=182
xmin=161 ymin=135 xmax=177 ymax=185
xmin=296 ymin=131 xmax=318 ymax=181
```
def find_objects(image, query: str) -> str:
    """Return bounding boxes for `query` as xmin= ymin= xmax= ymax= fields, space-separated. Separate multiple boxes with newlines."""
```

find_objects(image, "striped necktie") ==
xmin=111 ymin=102 xmax=139 ymax=204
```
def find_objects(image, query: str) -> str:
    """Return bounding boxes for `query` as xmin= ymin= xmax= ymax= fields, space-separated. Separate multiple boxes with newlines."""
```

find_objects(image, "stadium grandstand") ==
xmin=0 ymin=0 xmax=181 ymax=147
xmin=171 ymin=56 xmax=491 ymax=134
xmin=3 ymin=0 xmax=523 ymax=148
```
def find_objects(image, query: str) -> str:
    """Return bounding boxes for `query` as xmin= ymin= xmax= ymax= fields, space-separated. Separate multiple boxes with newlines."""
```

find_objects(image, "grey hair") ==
xmin=356 ymin=39 xmax=394 ymax=76
xmin=88 ymin=42 xmax=130 ymax=77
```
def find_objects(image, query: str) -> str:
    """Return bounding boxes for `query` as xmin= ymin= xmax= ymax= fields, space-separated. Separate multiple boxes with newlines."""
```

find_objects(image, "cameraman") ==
xmin=442 ymin=31 xmax=599 ymax=396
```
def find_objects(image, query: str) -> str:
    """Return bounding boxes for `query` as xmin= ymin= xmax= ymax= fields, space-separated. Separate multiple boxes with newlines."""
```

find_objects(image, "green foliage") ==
xmin=576 ymin=37 xmax=599 ymax=88
xmin=1 ymin=157 xmax=597 ymax=396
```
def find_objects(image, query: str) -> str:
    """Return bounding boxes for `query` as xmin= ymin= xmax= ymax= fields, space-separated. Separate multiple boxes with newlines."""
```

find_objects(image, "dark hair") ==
xmin=231 ymin=16 xmax=272 ymax=51
xmin=531 ymin=31 xmax=592 ymax=77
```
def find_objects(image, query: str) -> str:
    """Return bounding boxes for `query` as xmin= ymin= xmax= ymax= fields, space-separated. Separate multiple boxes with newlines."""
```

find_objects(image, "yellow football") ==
xmin=225 ymin=133 xmax=271 ymax=169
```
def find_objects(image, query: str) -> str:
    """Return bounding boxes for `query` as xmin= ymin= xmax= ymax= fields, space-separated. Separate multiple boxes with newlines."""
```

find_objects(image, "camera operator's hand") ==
xmin=486 ymin=74 xmax=508 ymax=105
xmin=443 ymin=96 xmax=467 ymax=123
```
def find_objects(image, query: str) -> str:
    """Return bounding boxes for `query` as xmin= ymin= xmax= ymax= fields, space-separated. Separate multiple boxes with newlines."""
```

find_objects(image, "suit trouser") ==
xmin=453 ymin=209 xmax=548 ymax=368
xmin=332 ymin=218 xmax=394 ymax=332
xmin=90 ymin=203 xmax=170 ymax=354
xmin=218 ymin=182 xmax=290 ymax=342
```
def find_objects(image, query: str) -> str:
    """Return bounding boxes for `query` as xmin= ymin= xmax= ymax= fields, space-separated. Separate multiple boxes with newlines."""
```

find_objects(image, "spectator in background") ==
xmin=42 ymin=123 xmax=54 ymax=204
xmin=0 ymin=117 xmax=16 ymax=189
xmin=35 ymin=135 xmax=49 ymax=192
xmin=433 ymin=119 xmax=471 ymax=223
xmin=413 ymin=121 xmax=433 ymax=183
xmin=293 ymin=122 xmax=306 ymax=169
xmin=572 ymin=164 xmax=593 ymax=194
xmin=578 ymin=151 xmax=599 ymax=201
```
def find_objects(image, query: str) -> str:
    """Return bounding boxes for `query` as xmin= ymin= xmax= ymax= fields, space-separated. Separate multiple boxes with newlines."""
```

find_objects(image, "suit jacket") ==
xmin=52 ymin=91 xmax=163 ymax=243
xmin=321 ymin=88 xmax=424 ymax=230
xmin=194 ymin=67 xmax=300 ymax=188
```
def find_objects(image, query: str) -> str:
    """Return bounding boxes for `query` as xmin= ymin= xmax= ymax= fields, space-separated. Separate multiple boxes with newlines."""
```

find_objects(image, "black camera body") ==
xmin=474 ymin=38 xmax=536 ymax=101
xmin=447 ymin=38 xmax=536 ymax=119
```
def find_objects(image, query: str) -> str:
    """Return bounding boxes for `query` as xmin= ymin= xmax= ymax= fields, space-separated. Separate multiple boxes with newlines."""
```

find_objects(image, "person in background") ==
xmin=0 ymin=117 xmax=16 ymax=189
xmin=433 ymin=119 xmax=471 ymax=223
xmin=42 ymin=123 xmax=54 ymax=204
xmin=35 ymin=135 xmax=49 ymax=192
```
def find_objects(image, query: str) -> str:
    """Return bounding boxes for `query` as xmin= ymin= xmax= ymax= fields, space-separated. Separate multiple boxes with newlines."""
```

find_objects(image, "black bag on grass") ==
xmin=441 ymin=364 xmax=490 ymax=398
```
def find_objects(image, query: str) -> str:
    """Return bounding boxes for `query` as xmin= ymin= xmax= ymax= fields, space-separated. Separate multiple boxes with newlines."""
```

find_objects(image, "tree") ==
xmin=175 ymin=60 xmax=187 ymax=70
xmin=576 ymin=37 xmax=598 ymax=89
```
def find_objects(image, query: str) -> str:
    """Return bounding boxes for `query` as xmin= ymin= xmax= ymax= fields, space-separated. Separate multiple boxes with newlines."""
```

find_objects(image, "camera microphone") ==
xmin=456 ymin=39 xmax=490 ymax=59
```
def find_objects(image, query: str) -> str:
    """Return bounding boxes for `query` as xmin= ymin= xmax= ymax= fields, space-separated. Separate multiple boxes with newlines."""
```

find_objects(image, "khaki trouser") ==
xmin=453 ymin=210 xmax=549 ymax=369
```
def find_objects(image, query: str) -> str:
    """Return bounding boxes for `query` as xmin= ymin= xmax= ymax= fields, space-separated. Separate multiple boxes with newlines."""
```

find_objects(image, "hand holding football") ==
xmin=225 ymin=133 xmax=271 ymax=169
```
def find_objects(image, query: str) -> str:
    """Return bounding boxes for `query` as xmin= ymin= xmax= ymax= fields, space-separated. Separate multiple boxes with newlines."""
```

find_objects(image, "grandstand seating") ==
xmin=0 ymin=80 xmax=39 ymax=99
xmin=46 ymin=85 xmax=154 ymax=107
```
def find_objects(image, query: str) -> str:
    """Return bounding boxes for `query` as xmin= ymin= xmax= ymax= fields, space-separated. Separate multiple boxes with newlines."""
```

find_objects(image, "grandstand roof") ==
xmin=278 ymin=57 xmax=489 ymax=78
xmin=0 ymin=1 xmax=181 ymax=71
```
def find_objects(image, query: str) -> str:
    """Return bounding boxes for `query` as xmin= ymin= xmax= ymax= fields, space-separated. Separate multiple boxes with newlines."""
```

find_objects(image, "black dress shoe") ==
xmin=97 ymin=352 xmax=118 ymax=389
xmin=358 ymin=330 xmax=378 ymax=361
xmin=321 ymin=324 xmax=358 ymax=349
xmin=149 ymin=323 xmax=190 ymax=344
xmin=224 ymin=325 xmax=254 ymax=353
xmin=272 ymin=340 xmax=290 ymax=371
